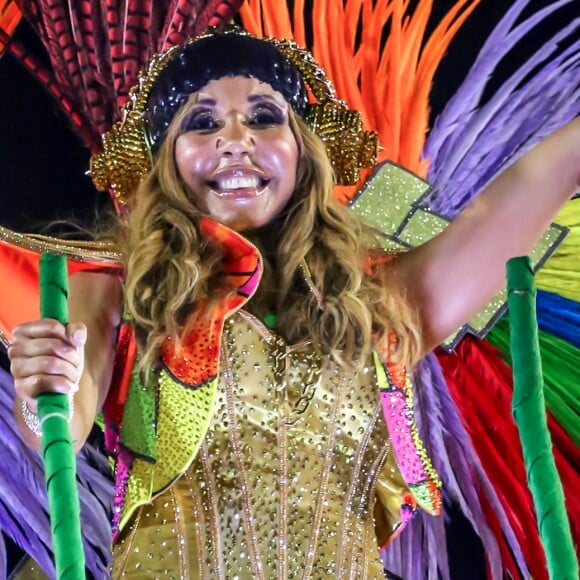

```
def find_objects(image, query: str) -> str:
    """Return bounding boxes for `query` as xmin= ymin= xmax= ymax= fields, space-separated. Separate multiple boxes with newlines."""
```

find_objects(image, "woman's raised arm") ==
xmin=396 ymin=117 xmax=580 ymax=355
xmin=8 ymin=271 xmax=122 ymax=451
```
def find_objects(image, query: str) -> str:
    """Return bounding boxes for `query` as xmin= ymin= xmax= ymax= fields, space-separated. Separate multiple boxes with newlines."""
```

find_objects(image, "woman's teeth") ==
xmin=216 ymin=176 xmax=261 ymax=190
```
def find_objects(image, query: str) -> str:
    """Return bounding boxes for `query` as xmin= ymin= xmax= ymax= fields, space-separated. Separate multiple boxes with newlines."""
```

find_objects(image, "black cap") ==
xmin=146 ymin=32 xmax=309 ymax=153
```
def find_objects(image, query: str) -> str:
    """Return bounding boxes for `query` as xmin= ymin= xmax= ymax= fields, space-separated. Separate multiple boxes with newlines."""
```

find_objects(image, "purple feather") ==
xmin=0 ymin=532 xmax=6 ymax=579
xmin=0 ymin=368 xmax=113 ymax=578
xmin=424 ymin=0 xmax=580 ymax=217
xmin=0 ymin=371 xmax=54 ymax=573
xmin=426 ymin=0 xmax=573 ymax=161
xmin=430 ymin=21 xmax=578 ymax=187
xmin=382 ymin=354 xmax=528 ymax=579
xmin=428 ymin=34 xmax=579 ymax=212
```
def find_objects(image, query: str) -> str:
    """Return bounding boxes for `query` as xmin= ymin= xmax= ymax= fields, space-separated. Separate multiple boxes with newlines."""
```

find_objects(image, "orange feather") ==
xmin=0 ymin=0 xmax=22 ymax=58
xmin=240 ymin=0 xmax=481 ymax=192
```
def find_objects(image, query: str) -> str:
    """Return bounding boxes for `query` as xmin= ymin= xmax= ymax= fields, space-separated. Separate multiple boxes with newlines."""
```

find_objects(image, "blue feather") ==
xmin=537 ymin=290 xmax=580 ymax=348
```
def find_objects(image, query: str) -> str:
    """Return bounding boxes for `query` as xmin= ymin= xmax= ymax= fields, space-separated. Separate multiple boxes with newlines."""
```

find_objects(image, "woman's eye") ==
xmin=249 ymin=106 xmax=284 ymax=126
xmin=182 ymin=111 xmax=220 ymax=132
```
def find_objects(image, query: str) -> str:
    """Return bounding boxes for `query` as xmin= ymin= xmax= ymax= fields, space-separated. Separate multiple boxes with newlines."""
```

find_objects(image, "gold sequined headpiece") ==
xmin=90 ymin=28 xmax=378 ymax=206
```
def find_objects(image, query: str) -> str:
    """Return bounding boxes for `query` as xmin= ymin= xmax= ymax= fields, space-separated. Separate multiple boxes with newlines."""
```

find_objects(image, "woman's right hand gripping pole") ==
xmin=7 ymin=271 xmax=122 ymax=451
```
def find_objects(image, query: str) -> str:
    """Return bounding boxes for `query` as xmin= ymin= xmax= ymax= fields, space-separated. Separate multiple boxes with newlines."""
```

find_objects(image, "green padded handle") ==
xmin=36 ymin=253 xmax=86 ymax=579
xmin=507 ymin=256 xmax=577 ymax=579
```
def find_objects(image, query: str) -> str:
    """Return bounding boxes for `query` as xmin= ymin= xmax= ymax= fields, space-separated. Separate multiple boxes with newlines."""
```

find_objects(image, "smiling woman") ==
xmin=174 ymin=77 xmax=299 ymax=231
xmin=5 ymin=25 xmax=580 ymax=579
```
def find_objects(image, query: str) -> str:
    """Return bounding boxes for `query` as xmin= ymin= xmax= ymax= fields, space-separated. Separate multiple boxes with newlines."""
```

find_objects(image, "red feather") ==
xmin=68 ymin=0 xmax=114 ymax=134
xmin=12 ymin=0 xmax=245 ymax=169
xmin=208 ymin=0 xmax=244 ymax=28
xmin=26 ymin=0 xmax=71 ymax=89
xmin=120 ymin=1 xmax=154 ymax=92
xmin=105 ymin=0 xmax=126 ymax=101
xmin=437 ymin=337 xmax=580 ymax=579
xmin=159 ymin=0 xmax=234 ymax=50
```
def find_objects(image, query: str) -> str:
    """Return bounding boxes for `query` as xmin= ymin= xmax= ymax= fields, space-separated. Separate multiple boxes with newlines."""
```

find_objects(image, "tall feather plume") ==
xmin=159 ymin=0 xmax=234 ymax=51
xmin=39 ymin=0 xmax=104 ymax=141
xmin=20 ymin=0 xmax=111 ymax=149
xmin=65 ymin=0 xmax=90 ymax=106
xmin=5 ymin=36 xmax=98 ymax=149
xmin=135 ymin=0 xmax=156 ymax=73
xmin=423 ymin=0 xmax=580 ymax=216
xmin=13 ymin=1 xmax=244 ymax=160
xmin=70 ymin=0 xmax=116 ymax=135
xmin=23 ymin=0 xmax=72 ymax=91
xmin=87 ymin=1 xmax=118 ymax=126
xmin=241 ymin=0 xmax=482 ymax=203
xmin=425 ymin=0 xmax=574 ymax=163
xmin=106 ymin=0 xmax=127 ymax=104
xmin=121 ymin=1 xmax=149 ymax=94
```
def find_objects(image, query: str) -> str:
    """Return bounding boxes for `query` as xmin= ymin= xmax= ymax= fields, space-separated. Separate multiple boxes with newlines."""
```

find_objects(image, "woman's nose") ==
xmin=217 ymin=117 xmax=255 ymax=157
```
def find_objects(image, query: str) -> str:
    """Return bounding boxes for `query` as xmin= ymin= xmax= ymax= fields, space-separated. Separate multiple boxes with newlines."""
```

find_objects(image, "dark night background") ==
xmin=0 ymin=1 xmax=576 ymax=577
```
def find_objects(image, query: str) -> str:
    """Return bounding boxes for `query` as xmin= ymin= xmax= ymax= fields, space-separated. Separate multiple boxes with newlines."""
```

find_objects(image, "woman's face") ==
xmin=174 ymin=76 xmax=299 ymax=232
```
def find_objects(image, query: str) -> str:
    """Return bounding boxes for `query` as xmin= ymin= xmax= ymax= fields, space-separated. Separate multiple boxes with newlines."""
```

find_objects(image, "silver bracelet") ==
xmin=20 ymin=395 xmax=75 ymax=438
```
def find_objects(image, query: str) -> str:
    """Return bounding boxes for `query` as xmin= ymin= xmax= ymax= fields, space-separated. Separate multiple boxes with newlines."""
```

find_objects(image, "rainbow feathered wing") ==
xmin=0 ymin=1 xmax=578 ymax=578
xmin=239 ymin=3 xmax=579 ymax=578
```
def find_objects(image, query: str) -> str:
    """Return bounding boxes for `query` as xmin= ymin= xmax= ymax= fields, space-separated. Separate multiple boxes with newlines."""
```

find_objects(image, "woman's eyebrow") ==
xmin=193 ymin=97 xmax=216 ymax=107
xmin=247 ymin=94 xmax=286 ymax=106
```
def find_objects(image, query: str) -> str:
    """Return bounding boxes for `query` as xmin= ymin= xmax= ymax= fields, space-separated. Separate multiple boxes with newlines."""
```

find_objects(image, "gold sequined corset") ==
xmin=112 ymin=311 xmax=409 ymax=579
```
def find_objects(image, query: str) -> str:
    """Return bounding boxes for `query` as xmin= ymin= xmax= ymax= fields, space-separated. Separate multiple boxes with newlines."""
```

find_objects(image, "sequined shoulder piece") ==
xmin=114 ymin=373 xmax=219 ymax=535
xmin=350 ymin=161 xmax=567 ymax=349
xmin=111 ymin=218 xmax=264 ymax=535
xmin=373 ymin=352 xmax=442 ymax=514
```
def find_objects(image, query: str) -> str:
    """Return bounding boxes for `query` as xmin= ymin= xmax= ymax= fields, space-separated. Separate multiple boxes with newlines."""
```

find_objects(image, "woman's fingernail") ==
xmin=72 ymin=328 xmax=86 ymax=343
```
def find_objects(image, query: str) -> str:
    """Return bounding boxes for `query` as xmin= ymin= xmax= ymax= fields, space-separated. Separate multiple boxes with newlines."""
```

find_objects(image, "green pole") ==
xmin=506 ymin=256 xmax=577 ymax=579
xmin=36 ymin=253 xmax=86 ymax=579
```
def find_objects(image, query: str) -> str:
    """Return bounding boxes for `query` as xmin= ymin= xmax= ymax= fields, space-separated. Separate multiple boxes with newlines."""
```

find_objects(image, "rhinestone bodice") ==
xmin=112 ymin=311 xmax=408 ymax=579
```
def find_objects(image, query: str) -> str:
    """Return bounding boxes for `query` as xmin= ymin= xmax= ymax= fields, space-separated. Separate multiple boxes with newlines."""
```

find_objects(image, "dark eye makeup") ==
xmin=248 ymin=103 xmax=285 ymax=126
xmin=181 ymin=109 xmax=221 ymax=133
xmin=180 ymin=100 xmax=286 ymax=134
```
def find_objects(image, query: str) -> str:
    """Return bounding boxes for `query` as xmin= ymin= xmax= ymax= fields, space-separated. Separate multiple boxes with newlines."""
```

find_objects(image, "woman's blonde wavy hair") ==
xmin=119 ymin=94 xmax=422 ymax=373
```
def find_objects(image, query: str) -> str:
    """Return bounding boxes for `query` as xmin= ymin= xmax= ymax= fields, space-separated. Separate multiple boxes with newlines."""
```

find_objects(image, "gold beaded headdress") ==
xmin=89 ymin=28 xmax=378 ymax=206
